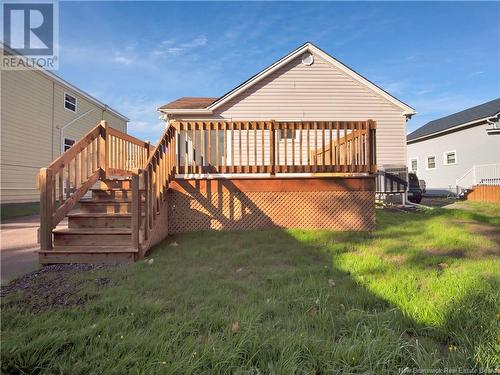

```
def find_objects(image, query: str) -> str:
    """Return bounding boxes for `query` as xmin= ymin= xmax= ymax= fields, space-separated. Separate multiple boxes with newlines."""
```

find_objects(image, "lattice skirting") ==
xmin=168 ymin=190 xmax=375 ymax=233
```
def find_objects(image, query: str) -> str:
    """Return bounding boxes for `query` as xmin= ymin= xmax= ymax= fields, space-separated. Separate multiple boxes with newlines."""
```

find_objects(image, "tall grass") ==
xmin=1 ymin=203 xmax=499 ymax=373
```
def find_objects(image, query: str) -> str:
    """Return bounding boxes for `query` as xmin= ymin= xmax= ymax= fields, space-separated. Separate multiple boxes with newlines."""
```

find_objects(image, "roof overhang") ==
xmin=159 ymin=42 xmax=416 ymax=117
xmin=160 ymin=108 xmax=212 ymax=115
xmin=407 ymin=116 xmax=494 ymax=144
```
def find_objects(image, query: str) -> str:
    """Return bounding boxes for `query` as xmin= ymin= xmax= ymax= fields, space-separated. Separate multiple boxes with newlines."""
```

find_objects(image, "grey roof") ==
xmin=407 ymin=98 xmax=500 ymax=142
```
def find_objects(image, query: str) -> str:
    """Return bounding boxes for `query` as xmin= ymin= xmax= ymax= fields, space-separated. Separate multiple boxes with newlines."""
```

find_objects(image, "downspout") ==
xmin=485 ymin=111 xmax=500 ymax=127
xmin=59 ymin=108 xmax=98 ymax=154
xmin=51 ymin=82 xmax=55 ymax=159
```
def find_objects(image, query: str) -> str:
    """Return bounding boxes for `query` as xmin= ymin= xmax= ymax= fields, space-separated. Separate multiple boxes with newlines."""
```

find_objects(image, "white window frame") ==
xmin=443 ymin=150 xmax=457 ymax=166
xmin=409 ymin=157 xmax=418 ymax=172
xmin=426 ymin=155 xmax=436 ymax=170
xmin=64 ymin=92 xmax=77 ymax=113
xmin=64 ymin=138 xmax=75 ymax=152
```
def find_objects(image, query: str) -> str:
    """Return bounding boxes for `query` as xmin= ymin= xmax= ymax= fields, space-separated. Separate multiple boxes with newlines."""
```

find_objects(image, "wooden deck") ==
xmin=38 ymin=120 xmax=378 ymax=264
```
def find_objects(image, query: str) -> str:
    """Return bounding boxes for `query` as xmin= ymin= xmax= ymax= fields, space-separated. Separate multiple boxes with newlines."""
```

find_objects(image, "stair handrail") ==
xmin=39 ymin=121 xmax=150 ymax=250
xmin=456 ymin=166 xmax=474 ymax=191
xmin=132 ymin=124 xmax=177 ymax=256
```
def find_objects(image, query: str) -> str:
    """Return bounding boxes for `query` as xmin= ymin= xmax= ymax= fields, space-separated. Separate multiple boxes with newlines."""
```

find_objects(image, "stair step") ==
xmin=91 ymin=189 xmax=144 ymax=200
xmin=99 ymin=179 xmax=132 ymax=190
xmin=67 ymin=213 xmax=134 ymax=218
xmin=79 ymin=200 xmax=133 ymax=214
xmin=53 ymin=228 xmax=132 ymax=234
xmin=44 ymin=246 xmax=138 ymax=253
xmin=81 ymin=199 xmax=133 ymax=203
xmin=67 ymin=213 xmax=143 ymax=229
xmin=39 ymin=247 xmax=137 ymax=264
xmin=53 ymin=228 xmax=131 ymax=246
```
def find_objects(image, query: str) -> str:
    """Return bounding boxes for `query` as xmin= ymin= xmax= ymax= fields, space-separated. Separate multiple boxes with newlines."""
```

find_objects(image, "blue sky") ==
xmin=57 ymin=1 xmax=500 ymax=142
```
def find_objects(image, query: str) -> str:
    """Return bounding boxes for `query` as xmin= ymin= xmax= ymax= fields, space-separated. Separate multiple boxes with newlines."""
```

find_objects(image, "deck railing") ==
xmin=106 ymin=126 xmax=152 ymax=176
xmin=456 ymin=163 xmax=500 ymax=195
xmin=171 ymin=120 xmax=377 ymax=175
xmin=38 ymin=121 xmax=151 ymax=250
xmin=132 ymin=126 xmax=177 ymax=255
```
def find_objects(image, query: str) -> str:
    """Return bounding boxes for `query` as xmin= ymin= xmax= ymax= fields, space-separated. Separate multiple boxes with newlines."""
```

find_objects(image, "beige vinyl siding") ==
xmin=172 ymin=52 xmax=407 ymax=167
xmin=1 ymin=68 xmax=54 ymax=203
xmin=1 ymin=66 xmax=127 ymax=203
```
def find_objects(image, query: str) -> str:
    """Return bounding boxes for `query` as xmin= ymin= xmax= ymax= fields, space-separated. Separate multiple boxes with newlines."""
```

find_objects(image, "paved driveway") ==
xmin=1 ymin=215 xmax=70 ymax=284
xmin=1 ymin=215 xmax=41 ymax=284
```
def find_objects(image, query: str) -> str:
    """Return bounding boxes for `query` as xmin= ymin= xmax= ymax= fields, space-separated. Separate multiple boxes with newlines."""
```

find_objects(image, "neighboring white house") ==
xmin=407 ymin=98 xmax=500 ymax=195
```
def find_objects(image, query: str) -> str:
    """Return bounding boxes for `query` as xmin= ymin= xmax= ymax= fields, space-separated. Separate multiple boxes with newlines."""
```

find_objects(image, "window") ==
xmin=410 ymin=158 xmax=418 ymax=172
xmin=444 ymin=151 xmax=457 ymax=165
xmin=64 ymin=138 xmax=75 ymax=151
xmin=279 ymin=129 xmax=296 ymax=141
xmin=64 ymin=93 xmax=77 ymax=112
xmin=427 ymin=156 xmax=436 ymax=170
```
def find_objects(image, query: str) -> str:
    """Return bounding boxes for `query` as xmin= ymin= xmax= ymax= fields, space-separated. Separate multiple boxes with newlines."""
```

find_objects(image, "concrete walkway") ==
xmin=1 ymin=215 xmax=41 ymax=284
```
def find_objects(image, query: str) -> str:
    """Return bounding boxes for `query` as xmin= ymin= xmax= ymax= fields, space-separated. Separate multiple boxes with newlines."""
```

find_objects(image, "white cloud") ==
xmin=166 ymin=47 xmax=184 ymax=55
xmin=112 ymin=54 xmax=134 ymax=66
xmin=415 ymin=89 xmax=433 ymax=96
xmin=151 ymin=35 xmax=208 ymax=58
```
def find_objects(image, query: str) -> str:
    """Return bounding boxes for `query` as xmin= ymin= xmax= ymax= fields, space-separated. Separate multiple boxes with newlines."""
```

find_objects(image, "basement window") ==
xmin=279 ymin=129 xmax=297 ymax=141
xmin=64 ymin=138 xmax=75 ymax=151
xmin=64 ymin=93 xmax=77 ymax=112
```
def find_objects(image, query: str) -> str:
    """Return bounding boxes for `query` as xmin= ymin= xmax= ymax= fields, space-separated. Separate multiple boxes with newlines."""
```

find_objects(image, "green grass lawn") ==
xmin=1 ymin=202 xmax=499 ymax=374
xmin=1 ymin=202 xmax=39 ymax=221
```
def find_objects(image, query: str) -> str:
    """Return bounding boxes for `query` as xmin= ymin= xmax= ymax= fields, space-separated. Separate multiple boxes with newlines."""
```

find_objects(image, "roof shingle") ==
xmin=407 ymin=98 xmax=500 ymax=142
xmin=159 ymin=97 xmax=218 ymax=110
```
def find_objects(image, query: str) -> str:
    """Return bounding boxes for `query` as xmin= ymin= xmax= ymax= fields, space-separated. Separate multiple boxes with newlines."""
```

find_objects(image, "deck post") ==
xmin=131 ymin=171 xmax=141 ymax=256
xmin=98 ymin=120 xmax=108 ymax=177
xmin=39 ymin=168 xmax=53 ymax=250
xmin=368 ymin=120 xmax=377 ymax=173
xmin=270 ymin=120 xmax=276 ymax=175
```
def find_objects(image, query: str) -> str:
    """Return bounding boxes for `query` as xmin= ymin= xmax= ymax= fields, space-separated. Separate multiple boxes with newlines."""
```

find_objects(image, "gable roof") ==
xmin=407 ymin=98 xmax=500 ymax=143
xmin=159 ymin=42 xmax=416 ymax=116
xmin=1 ymin=43 xmax=129 ymax=122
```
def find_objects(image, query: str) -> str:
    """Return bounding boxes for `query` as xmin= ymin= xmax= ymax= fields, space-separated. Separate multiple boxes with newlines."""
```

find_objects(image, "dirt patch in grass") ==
xmin=0 ymin=264 xmax=118 ymax=312
xmin=454 ymin=219 xmax=500 ymax=254
xmin=425 ymin=248 xmax=467 ymax=259
xmin=385 ymin=254 xmax=408 ymax=265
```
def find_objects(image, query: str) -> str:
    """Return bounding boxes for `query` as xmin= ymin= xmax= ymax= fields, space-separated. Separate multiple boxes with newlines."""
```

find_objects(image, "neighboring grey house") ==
xmin=407 ymin=98 xmax=500 ymax=195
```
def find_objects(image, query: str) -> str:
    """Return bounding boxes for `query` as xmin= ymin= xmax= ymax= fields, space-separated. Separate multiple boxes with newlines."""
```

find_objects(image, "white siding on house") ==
xmin=407 ymin=123 xmax=500 ymax=193
xmin=172 ymin=52 xmax=408 ymax=167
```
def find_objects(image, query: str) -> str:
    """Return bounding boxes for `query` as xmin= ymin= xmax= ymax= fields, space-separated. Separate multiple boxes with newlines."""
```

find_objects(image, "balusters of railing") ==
xmin=170 ymin=120 xmax=376 ymax=176
xmin=131 ymin=172 xmax=140 ymax=251
xmin=39 ymin=121 xmax=151 ymax=251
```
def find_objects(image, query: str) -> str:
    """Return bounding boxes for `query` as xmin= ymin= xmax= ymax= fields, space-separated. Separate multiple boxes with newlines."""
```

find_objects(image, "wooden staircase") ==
xmin=39 ymin=178 xmax=142 ymax=264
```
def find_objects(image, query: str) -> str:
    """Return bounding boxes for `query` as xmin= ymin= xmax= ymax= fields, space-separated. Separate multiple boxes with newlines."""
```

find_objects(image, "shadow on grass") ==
xmin=136 ymin=188 xmax=496 ymax=371
xmin=1 ymin=195 xmax=498 ymax=373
